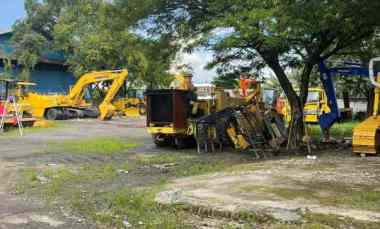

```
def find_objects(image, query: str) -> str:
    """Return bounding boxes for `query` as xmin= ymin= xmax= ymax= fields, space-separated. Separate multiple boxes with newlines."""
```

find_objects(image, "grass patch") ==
xmin=173 ymin=160 xmax=229 ymax=177
xmin=268 ymin=212 xmax=380 ymax=229
xmin=2 ymin=120 xmax=66 ymax=136
xmin=51 ymin=137 xmax=138 ymax=156
xmin=302 ymin=212 xmax=380 ymax=229
xmin=305 ymin=182 xmax=380 ymax=211
xmin=15 ymin=168 xmax=39 ymax=194
xmin=17 ymin=149 xmax=380 ymax=228
xmin=135 ymin=153 xmax=195 ymax=165
xmin=134 ymin=152 xmax=255 ymax=177
xmin=90 ymin=187 xmax=188 ymax=228
xmin=16 ymin=163 xmax=188 ymax=228
xmin=17 ymin=164 xmax=119 ymax=198
xmin=16 ymin=152 xmax=257 ymax=228
xmin=238 ymin=181 xmax=380 ymax=212
xmin=309 ymin=121 xmax=358 ymax=139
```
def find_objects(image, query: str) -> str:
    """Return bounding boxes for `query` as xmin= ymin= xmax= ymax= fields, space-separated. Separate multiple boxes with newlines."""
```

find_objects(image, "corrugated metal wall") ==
xmin=0 ymin=65 xmax=76 ymax=95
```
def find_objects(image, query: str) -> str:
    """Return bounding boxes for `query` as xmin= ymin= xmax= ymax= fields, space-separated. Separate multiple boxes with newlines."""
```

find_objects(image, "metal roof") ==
xmin=0 ymin=31 xmax=67 ymax=65
xmin=0 ymin=29 xmax=12 ymax=35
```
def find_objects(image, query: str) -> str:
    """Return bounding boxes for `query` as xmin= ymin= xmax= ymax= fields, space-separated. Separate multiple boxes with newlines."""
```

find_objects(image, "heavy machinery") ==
xmin=0 ymin=79 xmax=36 ymax=129
xmin=113 ymin=89 xmax=146 ymax=117
xmin=353 ymin=57 xmax=380 ymax=156
xmin=19 ymin=69 xmax=128 ymax=120
xmin=146 ymin=73 xmax=286 ymax=153
xmin=282 ymin=61 xmax=369 ymax=139
xmin=282 ymin=87 xmax=331 ymax=123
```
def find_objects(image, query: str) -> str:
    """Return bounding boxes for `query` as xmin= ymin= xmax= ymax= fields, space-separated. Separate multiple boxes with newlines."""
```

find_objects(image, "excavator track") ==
xmin=45 ymin=107 xmax=99 ymax=120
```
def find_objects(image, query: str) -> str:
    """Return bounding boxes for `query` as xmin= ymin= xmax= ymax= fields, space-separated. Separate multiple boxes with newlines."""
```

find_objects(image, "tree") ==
xmin=212 ymin=72 xmax=239 ymax=89
xmin=11 ymin=0 xmax=62 ymax=80
xmin=212 ymin=66 xmax=262 ymax=89
xmin=1 ymin=58 xmax=14 ymax=79
xmin=141 ymin=0 xmax=380 ymax=147
xmin=12 ymin=0 xmax=177 ymax=88
xmin=333 ymin=34 xmax=380 ymax=115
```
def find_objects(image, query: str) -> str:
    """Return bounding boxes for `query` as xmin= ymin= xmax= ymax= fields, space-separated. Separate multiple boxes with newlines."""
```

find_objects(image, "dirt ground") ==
xmin=157 ymin=155 xmax=380 ymax=223
xmin=0 ymin=118 xmax=148 ymax=229
xmin=0 ymin=117 xmax=379 ymax=228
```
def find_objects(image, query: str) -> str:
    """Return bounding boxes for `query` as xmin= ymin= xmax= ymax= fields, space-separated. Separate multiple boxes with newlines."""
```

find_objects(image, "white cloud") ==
xmin=171 ymin=48 xmax=217 ymax=83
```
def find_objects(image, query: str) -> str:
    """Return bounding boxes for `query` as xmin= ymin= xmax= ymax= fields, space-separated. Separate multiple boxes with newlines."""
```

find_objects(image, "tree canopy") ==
xmin=140 ymin=0 xmax=380 ymax=144
xmin=12 ymin=0 xmax=178 ymax=87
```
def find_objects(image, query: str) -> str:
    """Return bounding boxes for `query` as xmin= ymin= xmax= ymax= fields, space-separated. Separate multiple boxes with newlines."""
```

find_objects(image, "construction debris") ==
xmin=192 ymin=106 xmax=287 ymax=156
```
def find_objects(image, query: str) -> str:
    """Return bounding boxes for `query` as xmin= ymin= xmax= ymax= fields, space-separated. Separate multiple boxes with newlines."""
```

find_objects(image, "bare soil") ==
xmin=157 ymin=152 xmax=380 ymax=224
xmin=0 ymin=117 xmax=148 ymax=228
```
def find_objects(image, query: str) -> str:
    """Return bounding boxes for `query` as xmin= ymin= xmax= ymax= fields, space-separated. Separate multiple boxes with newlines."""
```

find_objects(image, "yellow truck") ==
xmin=282 ymin=88 xmax=331 ymax=123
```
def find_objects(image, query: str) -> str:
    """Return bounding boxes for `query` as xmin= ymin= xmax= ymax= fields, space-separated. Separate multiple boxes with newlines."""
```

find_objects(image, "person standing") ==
xmin=240 ymin=74 xmax=257 ymax=97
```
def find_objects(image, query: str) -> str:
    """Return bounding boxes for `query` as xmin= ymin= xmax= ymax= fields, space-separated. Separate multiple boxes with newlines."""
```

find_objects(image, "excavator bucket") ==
xmin=352 ymin=116 xmax=380 ymax=155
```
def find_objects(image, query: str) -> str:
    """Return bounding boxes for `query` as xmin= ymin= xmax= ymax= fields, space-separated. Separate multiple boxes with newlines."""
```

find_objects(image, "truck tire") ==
xmin=153 ymin=135 xmax=171 ymax=147
xmin=174 ymin=137 xmax=186 ymax=149
xmin=46 ymin=109 xmax=59 ymax=120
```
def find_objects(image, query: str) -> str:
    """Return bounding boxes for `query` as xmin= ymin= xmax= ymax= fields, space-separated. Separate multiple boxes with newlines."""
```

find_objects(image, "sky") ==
xmin=0 ymin=0 xmax=25 ymax=32
xmin=175 ymin=49 xmax=216 ymax=83
xmin=0 ymin=0 xmax=216 ymax=82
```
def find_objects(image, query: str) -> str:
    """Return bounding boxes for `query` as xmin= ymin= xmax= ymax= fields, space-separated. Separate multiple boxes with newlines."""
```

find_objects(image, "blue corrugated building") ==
xmin=0 ymin=31 xmax=76 ymax=94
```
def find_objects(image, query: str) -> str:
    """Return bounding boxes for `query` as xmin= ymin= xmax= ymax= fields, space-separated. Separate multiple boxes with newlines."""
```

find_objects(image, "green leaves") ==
xmin=11 ymin=0 xmax=177 ymax=88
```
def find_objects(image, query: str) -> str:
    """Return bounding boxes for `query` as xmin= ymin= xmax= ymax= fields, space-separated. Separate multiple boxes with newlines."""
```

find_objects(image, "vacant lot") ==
xmin=0 ymin=118 xmax=379 ymax=228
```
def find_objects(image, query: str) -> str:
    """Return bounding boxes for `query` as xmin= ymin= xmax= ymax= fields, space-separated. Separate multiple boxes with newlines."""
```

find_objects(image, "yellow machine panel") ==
xmin=353 ymin=68 xmax=380 ymax=156
xmin=282 ymin=88 xmax=331 ymax=123
xmin=19 ymin=69 xmax=128 ymax=120
xmin=353 ymin=116 xmax=380 ymax=155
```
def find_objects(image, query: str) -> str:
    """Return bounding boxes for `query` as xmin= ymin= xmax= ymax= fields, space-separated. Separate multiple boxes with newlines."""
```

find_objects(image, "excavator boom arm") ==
xmin=98 ymin=70 xmax=129 ymax=120
xmin=68 ymin=70 xmax=128 ymax=105
xmin=318 ymin=60 xmax=369 ymax=131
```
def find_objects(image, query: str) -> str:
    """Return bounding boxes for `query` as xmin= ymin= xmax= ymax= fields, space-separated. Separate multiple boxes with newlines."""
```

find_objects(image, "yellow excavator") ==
xmin=353 ymin=58 xmax=380 ymax=156
xmin=19 ymin=69 xmax=128 ymax=120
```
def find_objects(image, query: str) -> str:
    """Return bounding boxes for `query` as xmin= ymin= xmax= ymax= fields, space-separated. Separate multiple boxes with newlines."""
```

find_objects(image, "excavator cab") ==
xmin=16 ymin=81 xmax=36 ymax=98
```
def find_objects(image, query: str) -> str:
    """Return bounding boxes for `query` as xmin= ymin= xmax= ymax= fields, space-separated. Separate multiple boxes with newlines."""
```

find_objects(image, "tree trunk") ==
xmin=299 ymin=62 xmax=313 ymax=106
xmin=262 ymin=54 xmax=304 ymax=149
xmin=367 ymin=88 xmax=374 ymax=116
xmin=343 ymin=90 xmax=350 ymax=109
